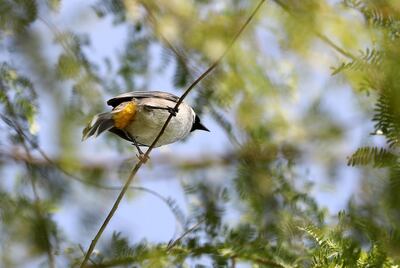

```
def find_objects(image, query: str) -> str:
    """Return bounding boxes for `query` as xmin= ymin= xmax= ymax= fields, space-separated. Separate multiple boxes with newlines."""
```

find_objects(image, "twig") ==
xmin=79 ymin=1 xmax=266 ymax=266
xmin=78 ymin=244 xmax=97 ymax=266
xmin=166 ymin=219 xmax=204 ymax=251
xmin=36 ymin=150 xmax=189 ymax=228
xmin=250 ymin=256 xmax=285 ymax=267
xmin=139 ymin=1 xmax=192 ymax=74
xmin=167 ymin=245 xmax=285 ymax=268
xmin=38 ymin=16 xmax=100 ymax=81
xmin=315 ymin=32 xmax=356 ymax=60
xmin=140 ymin=1 xmax=241 ymax=147
xmin=82 ymin=245 xmax=284 ymax=268
xmin=0 ymin=146 xmax=234 ymax=169
xmin=0 ymin=110 xmax=188 ymax=229
xmin=0 ymin=141 xmax=187 ymax=229
xmin=273 ymin=0 xmax=357 ymax=60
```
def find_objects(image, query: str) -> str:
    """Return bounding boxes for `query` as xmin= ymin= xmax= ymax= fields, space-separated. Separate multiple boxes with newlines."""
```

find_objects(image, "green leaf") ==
xmin=0 ymin=0 xmax=38 ymax=33
xmin=347 ymin=147 xmax=397 ymax=167
xmin=57 ymin=54 xmax=81 ymax=79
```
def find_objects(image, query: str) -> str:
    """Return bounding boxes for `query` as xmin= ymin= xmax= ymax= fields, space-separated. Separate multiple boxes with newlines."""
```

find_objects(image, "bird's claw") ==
xmin=132 ymin=142 xmax=144 ymax=154
xmin=168 ymin=107 xmax=179 ymax=117
xmin=136 ymin=153 xmax=149 ymax=163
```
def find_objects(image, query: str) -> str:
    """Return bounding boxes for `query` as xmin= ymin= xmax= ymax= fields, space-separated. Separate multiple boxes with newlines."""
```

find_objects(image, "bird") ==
xmin=82 ymin=91 xmax=209 ymax=160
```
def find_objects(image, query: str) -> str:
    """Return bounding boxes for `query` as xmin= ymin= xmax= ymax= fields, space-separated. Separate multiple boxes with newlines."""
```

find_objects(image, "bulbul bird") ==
xmin=82 ymin=91 xmax=209 ymax=160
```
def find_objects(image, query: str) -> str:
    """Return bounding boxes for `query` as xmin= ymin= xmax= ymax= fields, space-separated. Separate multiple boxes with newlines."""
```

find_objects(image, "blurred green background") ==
xmin=1 ymin=0 xmax=400 ymax=267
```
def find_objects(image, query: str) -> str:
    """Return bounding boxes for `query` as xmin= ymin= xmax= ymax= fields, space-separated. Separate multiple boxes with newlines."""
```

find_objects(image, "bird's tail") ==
xmin=82 ymin=112 xmax=114 ymax=141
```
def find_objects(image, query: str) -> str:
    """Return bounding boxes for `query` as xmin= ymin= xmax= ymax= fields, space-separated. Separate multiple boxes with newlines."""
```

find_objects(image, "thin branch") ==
xmin=248 ymin=257 xmax=285 ymax=267
xmin=315 ymin=32 xmax=357 ymax=60
xmin=231 ymin=256 xmax=236 ymax=268
xmin=83 ymin=245 xmax=284 ymax=268
xmin=79 ymin=244 xmax=97 ymax=266
xmin=273 ymin=0 xmax=357 ymax=60
xmin=33 ymin=147 xmax=189 ymax=228
xmin=38 ymin=16 xmax=100 ymax=81
xmin=166 ymin=219 xmax=204 ymax=251
xmin=0 ymin=146 xmax=234 ymax=170
xmin=0 ymin=139 xmax=187 ymax=229
xmin=140 ymin=1 xmax=241 ymax=147
xmin=0 ymin=115 xmax=185 ymax=262
xmin=139 ymin=1 xmax=192 ymax=73
xmin=79 ymin=1 xmax=266 ymax=266
xmin=168 ymin=246 xmax=285 ymax=268
xmin=0 ymin=88 xmax=190 ymax=228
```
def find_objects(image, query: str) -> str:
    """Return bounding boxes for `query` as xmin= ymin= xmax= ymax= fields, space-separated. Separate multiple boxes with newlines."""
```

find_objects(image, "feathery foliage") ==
xmin=331 ymin=48 xmax=382 ymax=75
xmin=347 ymin=146 xmax=397 ymax=167
xmin=372 ymin=89 xmax=400 ymax=148
xmin=301 ymin=222 xmax=396 ymax=267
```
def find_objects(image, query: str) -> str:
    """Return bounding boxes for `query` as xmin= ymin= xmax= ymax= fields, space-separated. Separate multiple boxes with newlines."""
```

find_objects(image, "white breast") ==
xmin=125 ymin=98 xmax=195 ymax=147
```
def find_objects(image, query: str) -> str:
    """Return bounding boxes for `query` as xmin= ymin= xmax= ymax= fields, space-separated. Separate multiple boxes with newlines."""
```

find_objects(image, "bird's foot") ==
xmin=132 ymin=142 xmax=144 ymax=154
xmin=136 ymin=153 xmax=149 ymax=163
xmin=167 ymin=107 xmax=179 ymax=117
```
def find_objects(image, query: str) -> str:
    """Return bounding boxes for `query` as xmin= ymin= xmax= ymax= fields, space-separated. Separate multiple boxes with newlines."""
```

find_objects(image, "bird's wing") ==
xmin=107 ymin=91 xmax=180 ymax=108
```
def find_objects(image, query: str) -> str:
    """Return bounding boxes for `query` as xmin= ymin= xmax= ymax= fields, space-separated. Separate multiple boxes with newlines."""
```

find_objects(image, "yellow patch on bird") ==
xmin=112 ymin=101 xmax=137 ymax=129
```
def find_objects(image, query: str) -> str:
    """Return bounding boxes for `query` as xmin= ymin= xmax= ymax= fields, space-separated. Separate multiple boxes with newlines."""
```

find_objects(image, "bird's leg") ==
xmin=133 ymin=140 xmax=149 ymax=163
xmin=124 ymin=130 xmax=149 ymax=163
xmin=132 ymin=139 xmax=144 ymax=155
xmin=136 ymin=151 xmax=149 ymax=163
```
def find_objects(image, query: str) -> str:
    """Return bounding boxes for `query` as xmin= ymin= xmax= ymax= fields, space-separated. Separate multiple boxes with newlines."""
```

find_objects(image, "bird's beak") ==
xmin=197 ymin=122 xmax=210 ymax=132
xmin=191 ymin=120 xmax=210 ymax=132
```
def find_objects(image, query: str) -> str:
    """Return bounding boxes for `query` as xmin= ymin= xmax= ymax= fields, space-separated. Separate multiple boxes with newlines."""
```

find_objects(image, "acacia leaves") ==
xmin=0 ymin=63 xmax=38 ymax=137
xmin=0 ymin=0 xmax=37 ymax=34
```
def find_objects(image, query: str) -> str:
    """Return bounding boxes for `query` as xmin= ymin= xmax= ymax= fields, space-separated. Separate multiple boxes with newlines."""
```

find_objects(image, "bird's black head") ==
xmin=191 ymin=114 xmax=210 ymax=132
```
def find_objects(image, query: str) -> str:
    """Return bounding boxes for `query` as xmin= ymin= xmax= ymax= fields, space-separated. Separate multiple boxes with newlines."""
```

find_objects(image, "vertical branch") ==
xmin=79 ymin=1 xmax=266 ymax=266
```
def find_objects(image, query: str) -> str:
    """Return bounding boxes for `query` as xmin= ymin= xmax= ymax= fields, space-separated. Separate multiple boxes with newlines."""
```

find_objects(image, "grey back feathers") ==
xmin=107 ymin=91 xmax=179 ymax=108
